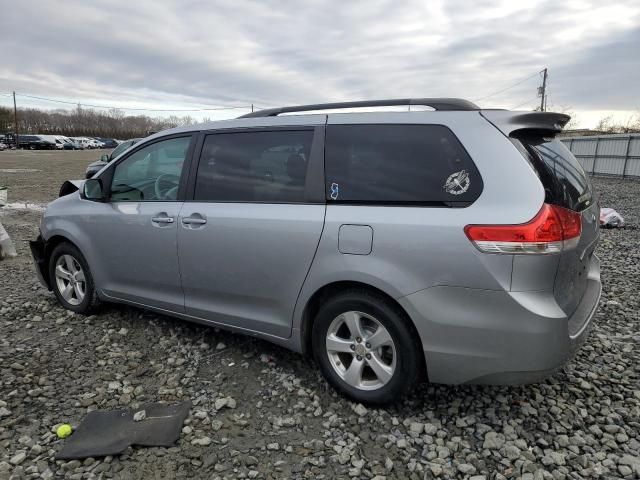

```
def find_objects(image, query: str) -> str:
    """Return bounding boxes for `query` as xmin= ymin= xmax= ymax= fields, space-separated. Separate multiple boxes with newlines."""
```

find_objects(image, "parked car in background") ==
xmin=55 ymin=136 xmax=76 ymax=150
xmin=1 ymin=133 xmax=20 ymax=149
xmin=97 ymin=138 xmax=118 ymax=149
xmin=38 ymin=135 xmax=70 ymax=150
xmin=37 ymin=135 xmax=60 ymax=149
xmin=72 ymin=137 xmax=93 ymax=149
xmin=18 ymin=135 xmax=56 ymax=150
xmin=64 ymin=138 xmax=82 ymax=150
xmin=82 ymin=138 xmax=97 ymax=149
xmin=0 ymin=142 xmax=7 ymax=151
xmin=57 ymin=136 xmax=76 ymax=150
xmin=31 ymin=98 xmax=601 ymax=404
xmin=85 ymin=138 xmax=141 ymax=178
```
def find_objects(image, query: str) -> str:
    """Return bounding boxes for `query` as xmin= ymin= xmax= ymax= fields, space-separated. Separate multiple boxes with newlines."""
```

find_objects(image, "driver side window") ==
xmin=111 ymin=136 xmax=191 ymax=202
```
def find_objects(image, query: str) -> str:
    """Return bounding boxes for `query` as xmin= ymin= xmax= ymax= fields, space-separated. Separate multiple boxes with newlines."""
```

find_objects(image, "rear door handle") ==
xmin=182 ymin=217 xmax=207 ymax=225
xmin=152 ymin=216 xmax=174 ymax=224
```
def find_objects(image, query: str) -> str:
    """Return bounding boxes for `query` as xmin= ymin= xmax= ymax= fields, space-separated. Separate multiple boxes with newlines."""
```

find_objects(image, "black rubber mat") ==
xmin=56 ymin=401 xmax=191 ymax=459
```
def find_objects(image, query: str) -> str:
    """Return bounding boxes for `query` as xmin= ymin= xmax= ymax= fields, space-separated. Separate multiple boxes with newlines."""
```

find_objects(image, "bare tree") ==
xmin=595 ymin=113 xmax=640 ymax=134
xmin=0 ymin=106 xmax=195 ymax=138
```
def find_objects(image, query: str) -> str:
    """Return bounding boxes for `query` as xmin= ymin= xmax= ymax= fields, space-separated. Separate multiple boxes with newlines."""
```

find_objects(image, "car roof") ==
xmin=139 ymin=97 xmax=571 ymax=144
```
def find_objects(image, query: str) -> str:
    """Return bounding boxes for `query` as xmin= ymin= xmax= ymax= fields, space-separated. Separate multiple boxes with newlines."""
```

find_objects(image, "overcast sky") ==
xmin=1 ymin=0 xmax=639 ymax=127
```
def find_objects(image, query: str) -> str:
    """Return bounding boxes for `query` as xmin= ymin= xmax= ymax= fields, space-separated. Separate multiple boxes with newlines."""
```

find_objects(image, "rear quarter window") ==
xmin=512 ymin=135 xmax=593 ymax=212
xmin=324 ymin=124 xmax=482 ymax=206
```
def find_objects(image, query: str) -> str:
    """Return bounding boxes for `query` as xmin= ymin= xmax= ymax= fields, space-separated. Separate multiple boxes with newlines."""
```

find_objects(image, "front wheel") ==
xmin=49 ymin=242 xmax=100 ymax=314
xmin=312 ymin=290 xmax=422 ymax=405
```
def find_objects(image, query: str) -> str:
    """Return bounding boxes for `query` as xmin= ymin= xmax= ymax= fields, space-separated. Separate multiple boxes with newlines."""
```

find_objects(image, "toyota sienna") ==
xmin=30 ymin=98 xmax=601 ymax=404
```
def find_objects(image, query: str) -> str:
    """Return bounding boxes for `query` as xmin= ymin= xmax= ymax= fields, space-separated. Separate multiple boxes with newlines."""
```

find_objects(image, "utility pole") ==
xmin=13 ymin=91 xmax=19 ymax=148
xmin=539 ymin=68 xmax=548 ymax=112
xmin=251 ymin=104 xmax=254 ymax=112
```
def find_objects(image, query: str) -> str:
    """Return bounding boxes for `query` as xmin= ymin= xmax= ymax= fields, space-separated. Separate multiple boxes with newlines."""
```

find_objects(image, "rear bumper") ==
xmin=398 ymin=255 xmax=601 ymax=385
xmin=30 ymin=235 xmax=51 ymax=290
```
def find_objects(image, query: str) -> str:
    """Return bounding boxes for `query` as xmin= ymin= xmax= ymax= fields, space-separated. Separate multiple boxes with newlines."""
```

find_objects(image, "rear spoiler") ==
xmin=480 ymin=110 xmax=570 ymax=137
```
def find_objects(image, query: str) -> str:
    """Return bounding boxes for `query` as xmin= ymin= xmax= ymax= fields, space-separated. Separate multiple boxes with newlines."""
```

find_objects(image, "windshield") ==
xmin=110 ymin=141 xmax=134 ymax=159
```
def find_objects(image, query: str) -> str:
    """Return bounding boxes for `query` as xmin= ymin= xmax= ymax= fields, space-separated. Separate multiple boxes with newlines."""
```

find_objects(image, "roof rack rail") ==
xmin=239 ymin=98 xmax=479 ymax=118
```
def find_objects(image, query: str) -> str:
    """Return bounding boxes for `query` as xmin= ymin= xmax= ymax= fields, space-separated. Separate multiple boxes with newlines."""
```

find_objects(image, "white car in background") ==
xmin=83 ymin=138 xmax=104 ymax=149
xmin=72 ymin=137 xmax=93 ymax=149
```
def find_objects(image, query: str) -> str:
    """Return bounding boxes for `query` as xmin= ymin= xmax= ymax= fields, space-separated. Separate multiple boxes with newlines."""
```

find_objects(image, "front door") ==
xmin=86 ymin=135 xmax=193 ymax=311
xmin=178 ymin=128 xmax=325 ymax=338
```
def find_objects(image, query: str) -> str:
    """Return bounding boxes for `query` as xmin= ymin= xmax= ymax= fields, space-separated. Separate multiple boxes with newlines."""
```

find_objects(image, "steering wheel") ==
xmin=154 ymin=174 xmax=180 ymax=200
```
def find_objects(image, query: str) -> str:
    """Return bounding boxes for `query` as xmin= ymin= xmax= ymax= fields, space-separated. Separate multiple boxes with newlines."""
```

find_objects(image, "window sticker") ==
xmin=330 ymin=182 xmax=340 ymax=200
xmin=443 ymin=170 xmax=471 ymax=195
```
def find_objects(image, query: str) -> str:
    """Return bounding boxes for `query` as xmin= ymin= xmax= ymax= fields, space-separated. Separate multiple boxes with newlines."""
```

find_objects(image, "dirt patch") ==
xmin=0 ymin=150 xmax=97 ymax=204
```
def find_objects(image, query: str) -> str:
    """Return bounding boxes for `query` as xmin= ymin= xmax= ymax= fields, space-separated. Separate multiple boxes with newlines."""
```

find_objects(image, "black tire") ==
xmin=48 ymin=242 xmax=100 ymax=315
xmin=311 ymin=289 xmax=422 ymax=405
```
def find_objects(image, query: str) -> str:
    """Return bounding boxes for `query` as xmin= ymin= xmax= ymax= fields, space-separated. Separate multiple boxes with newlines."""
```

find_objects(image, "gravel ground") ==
xmin=1 ymin=151 xmax=639 ymax=479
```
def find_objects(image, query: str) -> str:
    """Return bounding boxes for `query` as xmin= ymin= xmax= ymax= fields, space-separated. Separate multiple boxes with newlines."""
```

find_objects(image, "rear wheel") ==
xmin=49 ymin=242 xmax=100 ymax=314
xmin=312 ymin=290 xmax=421 ymax=405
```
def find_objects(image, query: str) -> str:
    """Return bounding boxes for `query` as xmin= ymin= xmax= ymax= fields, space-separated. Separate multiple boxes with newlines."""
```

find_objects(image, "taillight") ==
xmin=465 ymin=203 xmax=582 ymax=254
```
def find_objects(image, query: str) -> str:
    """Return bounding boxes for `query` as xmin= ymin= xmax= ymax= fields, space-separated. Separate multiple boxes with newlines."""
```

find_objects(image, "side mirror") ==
xmin=100 ymin=154 xmax=110 ymax=162
xmin=82 ymin=179 xmax=106 ymax=202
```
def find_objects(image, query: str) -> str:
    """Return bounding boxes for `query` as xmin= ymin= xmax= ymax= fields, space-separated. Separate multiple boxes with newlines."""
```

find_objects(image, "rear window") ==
xmin=324 ymin=124 xmax=482 ymax=206
xmin=512 ymin=135 xmax=593 ymax=212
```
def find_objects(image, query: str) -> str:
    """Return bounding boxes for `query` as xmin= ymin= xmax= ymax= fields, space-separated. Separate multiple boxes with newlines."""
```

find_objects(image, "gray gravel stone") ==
xmin=409 ymin=421 xmax=424 ymax=434
xmin=457 ymin=463 xmax=476 ymax=474
xmin=353 ymin=404 xmax=367 ymax=416
xmin=483 ymin=431 xmax=505 ymax=450
xmin=1 ymin=175 xmax=639 ymax=480
xmin=191 ymin=436 xmax=212 ymax=446
xmin=9 ymin=451 xmax=27 ymax=466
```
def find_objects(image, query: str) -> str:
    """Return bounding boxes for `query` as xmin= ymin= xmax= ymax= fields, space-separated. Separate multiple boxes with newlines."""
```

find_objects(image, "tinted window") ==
xmin=512 ymin=136 xmax=593 ymax=212
xmin=195 ymin=130 xmax=314 ymax=203
xmin=110 ymin=140 xmax=135 ymax=159
xmin=111 ymin=136 xmax=191 ymax=202
xmin=325 ymin=124 xmax=482 ymax=205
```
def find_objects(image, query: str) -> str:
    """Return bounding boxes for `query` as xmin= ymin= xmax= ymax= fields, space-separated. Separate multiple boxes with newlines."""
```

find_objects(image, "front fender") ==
xmin=39 ymin=194 xmax=100 ymax=287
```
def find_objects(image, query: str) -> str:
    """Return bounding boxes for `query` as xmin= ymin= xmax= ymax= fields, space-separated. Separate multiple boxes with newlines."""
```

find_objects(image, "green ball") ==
xmin=56 ymin=424 xmax=73 ymax=439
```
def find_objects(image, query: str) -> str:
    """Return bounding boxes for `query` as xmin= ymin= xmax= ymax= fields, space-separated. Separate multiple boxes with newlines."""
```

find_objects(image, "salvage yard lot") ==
xmin=1 ymin=150 xmax=639 ymax=479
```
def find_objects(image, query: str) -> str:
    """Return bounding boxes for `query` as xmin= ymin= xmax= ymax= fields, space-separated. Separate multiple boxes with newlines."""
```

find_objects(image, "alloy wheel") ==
xmin=54 ymin=254 xmax=86 ymax=306
xmin=325 ymin=311 xmax=396 ymax=390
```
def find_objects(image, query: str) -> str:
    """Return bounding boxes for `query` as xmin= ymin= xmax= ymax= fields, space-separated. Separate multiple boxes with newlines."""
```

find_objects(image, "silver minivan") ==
xmin=31 ymin=99 xmax=601 ymax=404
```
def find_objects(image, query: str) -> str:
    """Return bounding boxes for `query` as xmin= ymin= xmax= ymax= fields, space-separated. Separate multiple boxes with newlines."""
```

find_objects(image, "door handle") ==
xmin=182 ymin=217 xmax=207 ymax=225
xmin=152 ymin=216 xmax=174 ymax=224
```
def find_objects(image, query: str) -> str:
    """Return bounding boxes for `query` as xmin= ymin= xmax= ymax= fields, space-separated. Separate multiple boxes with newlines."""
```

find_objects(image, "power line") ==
xmin=473 ymin=71 xmax=542 ymax=103
xmin=510 ymin=97 xmax=539 ymax=110
xmin=14 ymin=92 xmax=253 ymax=112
